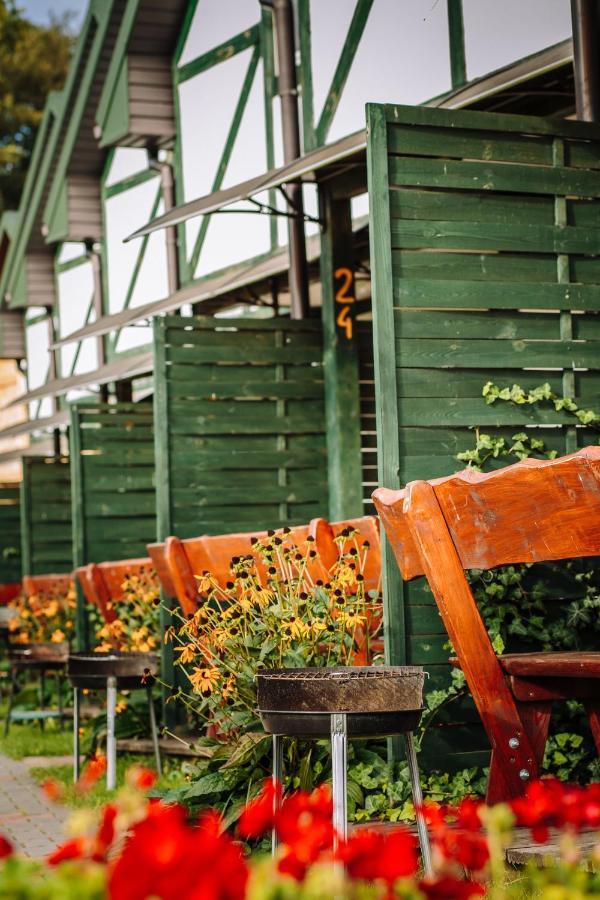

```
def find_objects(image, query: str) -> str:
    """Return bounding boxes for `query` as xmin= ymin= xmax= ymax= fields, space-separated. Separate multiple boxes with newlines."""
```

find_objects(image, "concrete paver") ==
xmin=0 ymin=754 xmax=68 ymax=857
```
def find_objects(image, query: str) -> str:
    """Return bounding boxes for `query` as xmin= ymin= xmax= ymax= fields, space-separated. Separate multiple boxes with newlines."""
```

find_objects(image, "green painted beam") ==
xmin=447 ymin=0 xmax=467 ymax=88
xmin=69 ymin=404 xmax=88 ymax=652
xmin=319 ymin=189 xmax=363 ymax=521
xmin=365 ymin=103 xmax=406 ymax=669
xmin=153 ymin=318 xmax=176 ymax=727
xmin=316 ymin=0 xmax=374 ymax=146
xmin=175 ymin=25 xmax=260 ymax=85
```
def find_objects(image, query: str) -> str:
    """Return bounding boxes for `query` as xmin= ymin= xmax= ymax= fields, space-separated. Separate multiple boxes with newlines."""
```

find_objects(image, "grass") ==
xmin=0 ymin=718 xmax=72 ymax=759
xmin=28 ymin=755 xmax=186 ymax=810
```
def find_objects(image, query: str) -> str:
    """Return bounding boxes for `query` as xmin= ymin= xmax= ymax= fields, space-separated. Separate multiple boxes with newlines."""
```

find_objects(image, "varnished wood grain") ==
xmin=374 ymin=448 xmax=600 ymax=801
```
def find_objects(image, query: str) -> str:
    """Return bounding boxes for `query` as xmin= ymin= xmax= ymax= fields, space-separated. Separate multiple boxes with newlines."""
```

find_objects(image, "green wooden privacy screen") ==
xmin=153 ymin=315 xmax=328 ymax=542
xmin=367 ymin=102 xmax=600 ymax=768
xmin=0 ymin=485 xmax=21 ymax=585
xmin=20 ymin=458 xmax=72 ymax=576
xmin=70 ymin=401 xmax=156 ymax=648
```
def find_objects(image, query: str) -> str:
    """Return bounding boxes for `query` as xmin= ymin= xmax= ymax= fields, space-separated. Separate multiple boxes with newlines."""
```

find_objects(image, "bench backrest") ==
xmin=75 ymin=557 xmax=155 ymax=623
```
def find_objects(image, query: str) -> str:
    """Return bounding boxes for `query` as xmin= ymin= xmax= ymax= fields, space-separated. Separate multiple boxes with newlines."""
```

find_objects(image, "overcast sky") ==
xmin=20 ymin=0 xmax=84 ymax=28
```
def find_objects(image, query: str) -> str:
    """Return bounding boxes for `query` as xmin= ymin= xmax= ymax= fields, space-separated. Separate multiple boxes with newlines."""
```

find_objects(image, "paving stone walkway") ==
xmin=0 ymin=754 xmax=68 ymax=857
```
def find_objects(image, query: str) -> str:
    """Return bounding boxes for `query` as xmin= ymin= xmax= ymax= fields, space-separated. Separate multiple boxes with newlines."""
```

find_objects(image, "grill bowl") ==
xmin=67 ymin=651 xmax=158 ymax=690
xmin=7 ymin=642 xmax=69 ymax=669
xmin=257 ymin=666 xmax=424 ymax=717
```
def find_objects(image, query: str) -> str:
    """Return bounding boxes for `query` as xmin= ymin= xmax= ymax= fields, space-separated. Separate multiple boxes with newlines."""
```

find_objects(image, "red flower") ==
xmin=237 ymin=779 xmax=280 ymax=839
xmin=0 ymin=835 xmax=13 ymax=859
xmin=77 ymin=752 xmax=107 ymax=794
xmin=47 ymin=837 xmax=86 ymax=865
xmin=510 ymin=778 xmax=600 ymax=839
xmin=131 ymin=766 xmax=157 ymax=792
xmin=108 ymin=801 xmax=247 ymax=900
xmin=456 ymin=797 xmax=484 ymax=832
xmin=340 ymin=828 xmax=418 ymax=884
xmin=419 ymin=876 xmax=486 ymax=899
xmin=435 ymin=829 xmax=490 ymax=872
xmin=274 ymin=784 xmax=333 ymax=880
xmin=93 ymin=804 xmax=118 ymax=861
xmin=41 ymin=778 xmax=63 ymax=803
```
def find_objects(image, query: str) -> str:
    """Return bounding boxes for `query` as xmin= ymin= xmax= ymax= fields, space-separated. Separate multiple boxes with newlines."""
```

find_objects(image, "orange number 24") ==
xmin=334 ymin=267 xmax=355 ymax=340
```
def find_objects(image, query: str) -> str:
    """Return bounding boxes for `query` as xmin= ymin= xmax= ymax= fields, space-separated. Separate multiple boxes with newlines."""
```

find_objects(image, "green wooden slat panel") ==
xmin=368 ymin=102 xmax=600 ymax=768
xmin=391 ymin=220 xmax=600 ymax=255
xmin=0 ymin=485 xmax=21 ymax=583
xmin=394 ymin=279 xmax=600 ymax=310
xmin=21 ymin=459 xmax=72 ymax=576
xmin=70 ymin=402 xmax=156 ymax=569
xmin=154 ymin=315 xmax=328 ymax=540
xmin=394 ymin=338 xmax=600 ymax=369
xmin=390 ymin=188 xmax=555 ymax=225
xmin=388 ymin=155 xmax=600 ymax=197
xmin=388 ymin=123 xmax=555 ymax=165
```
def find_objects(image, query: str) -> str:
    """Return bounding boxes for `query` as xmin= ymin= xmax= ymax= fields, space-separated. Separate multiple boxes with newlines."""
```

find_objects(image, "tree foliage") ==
xmin=0 ymin=1 xmax=74 ymax=215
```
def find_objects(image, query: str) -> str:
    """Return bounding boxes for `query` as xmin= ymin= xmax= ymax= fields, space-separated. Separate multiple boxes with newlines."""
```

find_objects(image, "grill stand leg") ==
xmin=3 ymin=667 xmax=17 ymax=737
xmin=272 ymin=734 xmax=283 ymax=855
xmin=404 ymin=731 xmax=432 ymax=877
xmin=106 ymin=676 xmax=117 ymax=791
xmin=39 ymin=668 xmax=46 ymax=732
xmin=73 ymin=687 xmax=80 ymax=783
xmin=146 ymin=685 xmax=162 ymax=776
xmin=331 ymin=713 xmax=348 ymax=850
xmin=57 ymin=672 xmax=64 ymax=731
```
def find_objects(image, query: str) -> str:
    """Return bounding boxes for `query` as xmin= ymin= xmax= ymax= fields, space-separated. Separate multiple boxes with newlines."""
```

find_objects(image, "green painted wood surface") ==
xmin=20 ymin=458 xmax=72 ymax=576
xmin=70 ymin=401 xmax=156 ymax=650
xmin=319 ymin=190 xmax=363 ymax=520
xmin=153 ymin=316 xmax=328 ymax=540
xmin=0 ymin=485 xmax=21 ymax=584
xmin=367 ymin=102 xmax=600 ymax=770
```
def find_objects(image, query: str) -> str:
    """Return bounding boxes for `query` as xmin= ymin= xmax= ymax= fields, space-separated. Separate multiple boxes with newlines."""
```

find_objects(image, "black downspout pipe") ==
xmin=571 ymin=0 xmax=600 ymax=120
xmin=272 ymin=0 xmax=309 ymax=319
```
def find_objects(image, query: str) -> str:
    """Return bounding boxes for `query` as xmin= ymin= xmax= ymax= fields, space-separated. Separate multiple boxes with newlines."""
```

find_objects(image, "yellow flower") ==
xmin=175 ymin=643 xmax=197 ymax=664
xmin=342 ymin=612 xmax=366 ymax=630
xmin=44 ymin=600 xmax=59 ymax=619
xmin=282 ymin=617 xmax=309 ymax=640
xmin=189 ymin=667 xmax=221 ymax=695
xmin=51 ymin=630 xmax=66 ymax=643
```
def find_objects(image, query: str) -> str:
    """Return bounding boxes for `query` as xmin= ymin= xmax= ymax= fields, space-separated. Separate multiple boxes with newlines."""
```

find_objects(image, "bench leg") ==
xmin=106 ymin=676 xmax=117 ymax=790
xmin=404 ymin=731 xmax=433 ymax=878
xmin=73 ymin=687 xmax=81 ymax=783
xmin=272 ymin=734 xmax=283 ymax=855
xmin=146 ymin=685 xmax=162 ymax=777
xmin=584 ymin=700 xmax=600 ymax=754
xmin=486 ymin=701 xmax=551 ymax=804
xmin=331 ymin=713 xmax=348 ymax=849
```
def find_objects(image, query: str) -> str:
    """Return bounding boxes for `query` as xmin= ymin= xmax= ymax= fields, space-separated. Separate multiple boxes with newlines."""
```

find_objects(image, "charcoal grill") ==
xmin=67 ymin=652 xmax=161 ymax=789
xmin=4 ymin=642 xmax=69 ymax=736
xmin=257 ymin=666 xmax=431 ymax=874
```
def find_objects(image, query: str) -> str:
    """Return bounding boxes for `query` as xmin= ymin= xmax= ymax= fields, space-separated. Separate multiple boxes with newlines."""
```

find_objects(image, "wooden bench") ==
xmin=374 ymin=447 xmax=600 ymax=803
xmin=148 ymin=516 xmax=383 ymax=661
xmin=0 ymin=583 xmax=21 ymax=604
xmin=22 ymin=574 xmax=73 ymax=602
xmin=75 ymin=558 xmax=156 ymax=623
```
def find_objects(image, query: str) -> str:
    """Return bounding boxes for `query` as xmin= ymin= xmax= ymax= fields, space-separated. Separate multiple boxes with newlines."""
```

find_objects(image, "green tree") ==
xmin=0 ymin=1 xmax=74 ymax=215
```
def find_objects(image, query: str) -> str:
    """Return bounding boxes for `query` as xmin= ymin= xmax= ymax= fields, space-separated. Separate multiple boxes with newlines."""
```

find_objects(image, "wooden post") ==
xmin=319 ymin=188 xmax=363 ymax=521
xmin=19 ymin=460 xmax=32 ymax=578
xmin=69 ymin=404 xmax=88 ymax=652
xmin=153 ymin=319 xmax=177 ymax=728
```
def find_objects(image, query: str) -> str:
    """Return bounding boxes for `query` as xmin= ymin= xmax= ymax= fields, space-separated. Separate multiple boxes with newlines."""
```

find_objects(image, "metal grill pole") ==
xmin=331 ymin=713 xmax=348 ymax=848
xmin=106 ymin=676 xmax=117 ymax=790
